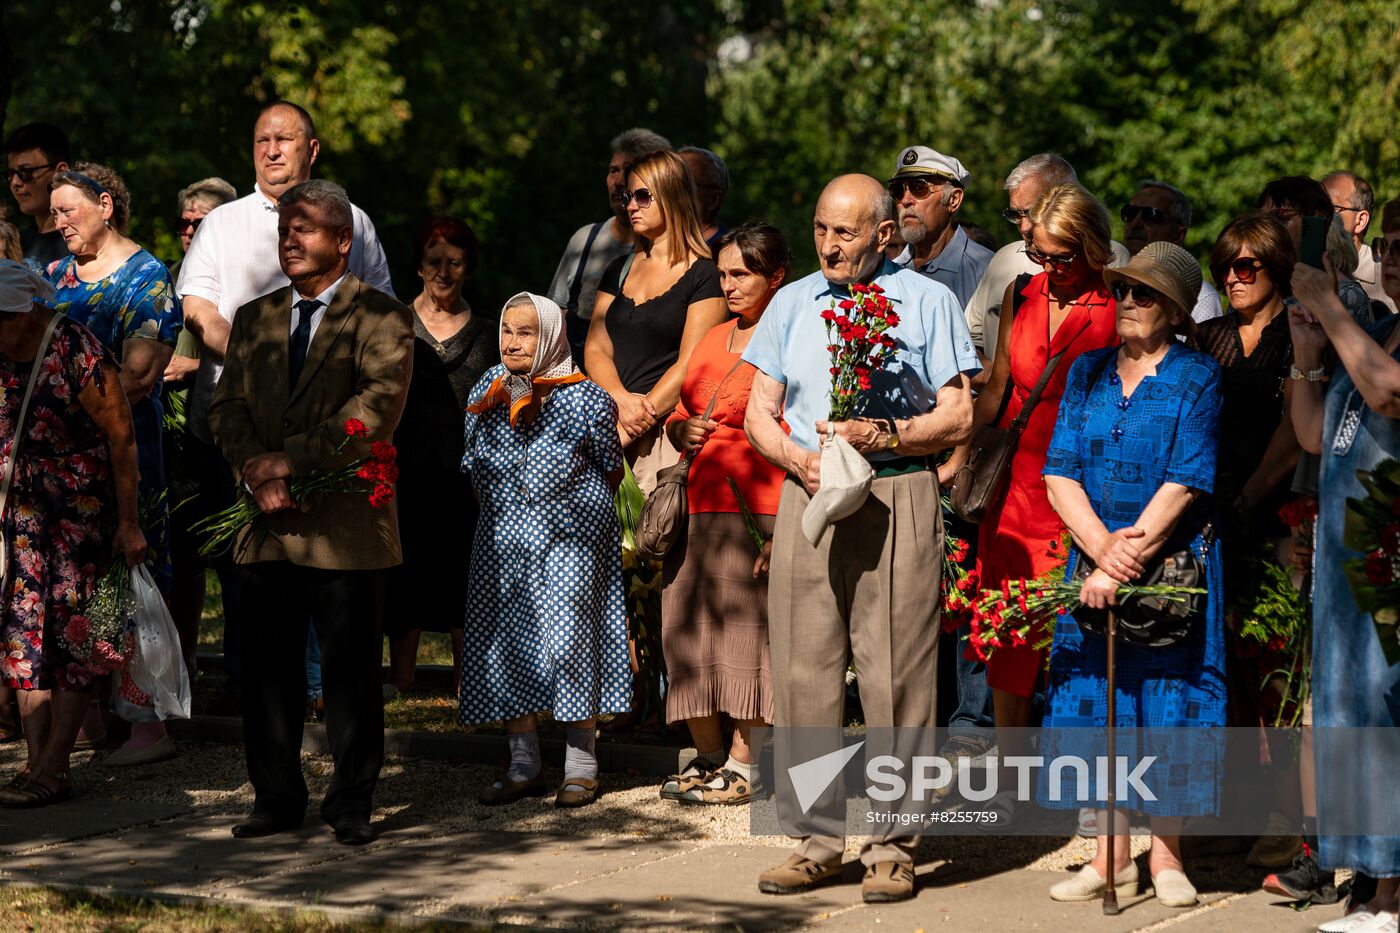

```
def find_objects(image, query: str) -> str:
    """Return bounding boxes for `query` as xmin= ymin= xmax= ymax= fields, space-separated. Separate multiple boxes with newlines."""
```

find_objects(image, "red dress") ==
xmin=976 ymin=272 xmax=1118 ymax=698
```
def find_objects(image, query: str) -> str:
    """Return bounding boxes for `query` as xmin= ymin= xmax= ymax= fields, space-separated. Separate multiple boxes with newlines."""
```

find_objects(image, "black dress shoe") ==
xmin=331 ymin=815 xmax=374 ymax=846
xmin=231 ymin=812 xmax=302 ymax=839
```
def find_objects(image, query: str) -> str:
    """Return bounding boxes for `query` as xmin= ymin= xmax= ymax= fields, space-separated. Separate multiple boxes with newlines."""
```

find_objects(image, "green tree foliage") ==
xmin=1 ymin=0 xmax=1396 ymax=297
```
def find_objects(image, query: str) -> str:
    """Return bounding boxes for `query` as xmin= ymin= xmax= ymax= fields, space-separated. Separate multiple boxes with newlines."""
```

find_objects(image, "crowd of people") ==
xmin=0 ymin=103 xmax=1397 ymax=928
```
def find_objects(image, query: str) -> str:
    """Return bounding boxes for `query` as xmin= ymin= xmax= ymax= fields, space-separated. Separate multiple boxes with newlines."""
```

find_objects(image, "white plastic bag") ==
xmin=127 ymin=564 xmax=192 ymax=720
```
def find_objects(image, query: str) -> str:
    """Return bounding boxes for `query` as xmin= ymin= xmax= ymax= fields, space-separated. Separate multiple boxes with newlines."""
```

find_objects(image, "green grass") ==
xmin=0 ymin=885 xmax=476 ymax=931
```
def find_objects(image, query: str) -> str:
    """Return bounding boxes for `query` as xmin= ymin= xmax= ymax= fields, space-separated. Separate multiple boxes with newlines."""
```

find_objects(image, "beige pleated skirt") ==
xmin=661 ymin=511 xmax=776 ymax=724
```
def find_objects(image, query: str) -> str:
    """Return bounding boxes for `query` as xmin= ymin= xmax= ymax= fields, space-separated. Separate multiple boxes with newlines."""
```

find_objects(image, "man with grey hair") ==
xmin=547 ymin=127 xmax=672 ymax=362
xmin=1121 ymin=179 xmax=1222 ymax=323
xmin=173 ymin=101 xmax=393 ymax=717
xmin=887 ymin=144 xmax=992 ymax=307
xmin=744 ymin=173 xmax=979 ymax=904
xmin=962 ymin=153 xmax=1129 ymax=371
xmin=210 ymin=177 xmax=412 ymax=847
xmin=679 ymin=145 xmax=729 ymax=248
xmin=1324 ymin=169 xmax=1395 ymax=314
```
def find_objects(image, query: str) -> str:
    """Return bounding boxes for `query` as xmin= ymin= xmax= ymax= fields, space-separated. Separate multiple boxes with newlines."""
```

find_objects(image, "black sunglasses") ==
xmin=1211 ymin=257 xmax=1264 ymax=285
xmin=1373 ymin=237 xmax=1400 ymax=265
xmin=1026 ymin=244 xmax=1077 ymax=270
xmin=1002 ymin=207 xmax=1031 ymax=226
xmin=1120 ymin=204 xmax=1168 ymax=225
xmin=3 ymin=162 xmax=57 ymax=184
xmin=621 ymin=187 xmax=654 ymax=209
xmin=888 ymin=176 xmax=951 ymax=201
xmin=175 ymin=216 xmax=203 ymax=234
xmin=1110 ymin=281 xmax=1159 ymax=306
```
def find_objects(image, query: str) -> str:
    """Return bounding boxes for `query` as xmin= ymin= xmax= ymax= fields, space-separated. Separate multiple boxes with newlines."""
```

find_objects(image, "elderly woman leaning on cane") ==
xmin=0 ymin=262 xmax=146 ymax=808
xmin=457 ymin=292 xmax=629 ymax=809
xmin=1035 ymin=243 xmax=1226 ymax=908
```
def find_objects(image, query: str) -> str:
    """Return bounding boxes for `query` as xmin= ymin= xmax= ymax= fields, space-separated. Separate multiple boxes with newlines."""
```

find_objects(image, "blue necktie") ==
xmin=289 ymin=298 xmax=318 ymax=385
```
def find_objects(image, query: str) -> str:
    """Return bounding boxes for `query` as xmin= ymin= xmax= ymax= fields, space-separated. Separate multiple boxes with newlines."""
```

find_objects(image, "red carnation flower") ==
xmin=344 ymin=418 xmax=368 ymax=438
xmin=1365 ymin=552 xmax=1392 ymax=585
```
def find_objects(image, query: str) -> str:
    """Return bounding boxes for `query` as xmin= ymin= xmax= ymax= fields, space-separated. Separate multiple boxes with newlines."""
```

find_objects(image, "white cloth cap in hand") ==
xmin=0 ymin=260 xmax=55 ymax=315
xmin=801 ymin=428 xmax=874 ymax=546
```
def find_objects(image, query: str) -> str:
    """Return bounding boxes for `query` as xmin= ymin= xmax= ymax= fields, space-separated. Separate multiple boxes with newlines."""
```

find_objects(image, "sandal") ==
xmin=679 ymin=768 xmax=759 ymax=805
xmin=659 ymin=757 xmax=717 ymax=801
xmin=555 ymin=776 xmax=600 ymax=808
xmin=0 ymin=771 xmax=72 ymax=809
xmin=4 ymin=768 xmax=31 ymax=791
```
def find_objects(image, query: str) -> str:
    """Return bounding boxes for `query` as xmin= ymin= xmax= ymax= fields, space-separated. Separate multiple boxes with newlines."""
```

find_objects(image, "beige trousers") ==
xmin=768 ymin=471 xmax=943 ymax=867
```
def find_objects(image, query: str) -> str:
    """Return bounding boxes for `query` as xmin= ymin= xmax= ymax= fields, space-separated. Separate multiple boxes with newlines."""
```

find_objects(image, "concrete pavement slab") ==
xmin=1160 ymin=890 xmax=1338 ymax=932
xmin=0 ymin=798 xmax=189 ymax=853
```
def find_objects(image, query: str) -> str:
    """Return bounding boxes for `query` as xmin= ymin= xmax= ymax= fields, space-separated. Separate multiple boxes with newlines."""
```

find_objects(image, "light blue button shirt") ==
xmin=743 ymin=259 xmax=981 ymax=455
xmin=892 ymin=225 xmax=994 ymax=308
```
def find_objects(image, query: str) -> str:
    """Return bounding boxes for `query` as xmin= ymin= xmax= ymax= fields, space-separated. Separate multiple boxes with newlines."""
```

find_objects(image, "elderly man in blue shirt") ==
xmin=743 ymin=173 xmax=980 ymax=904
xmin=888 ymin=145 xmax=993 ymax=308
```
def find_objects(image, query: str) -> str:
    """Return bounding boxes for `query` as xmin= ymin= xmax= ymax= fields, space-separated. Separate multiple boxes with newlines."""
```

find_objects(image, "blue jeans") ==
xmin=947 ymin=623 xmax=994 ymax=739
xmin=306 ymin=628 xmax=322 ymax=700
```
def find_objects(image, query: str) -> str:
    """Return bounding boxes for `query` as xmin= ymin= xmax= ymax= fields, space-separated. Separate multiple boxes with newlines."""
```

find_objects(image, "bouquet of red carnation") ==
xmin=193 ymin=418 xmax=398 ymax=557
xmin=940 ymin=525 xmax=978 ymax=635
xmin=967 ymin=538 xmax=1205 ymax=662
xmin=1343 ymin=458 xmax=1400 ymax=664
xmin=820 ymin=282 xmax=899 ymax=420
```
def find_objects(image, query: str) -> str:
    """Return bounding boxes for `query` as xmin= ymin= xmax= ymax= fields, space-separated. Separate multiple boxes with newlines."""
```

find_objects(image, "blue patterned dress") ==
xmin=1038 ymin=344 xmax=1228 ymax=816
xmin=458 ymin=367 xmax=630 ymax=724
xmin=1313 ymin=316 xmax=1400 ymax=876
xmin=46 ymin=250 xmax=181 ymax=592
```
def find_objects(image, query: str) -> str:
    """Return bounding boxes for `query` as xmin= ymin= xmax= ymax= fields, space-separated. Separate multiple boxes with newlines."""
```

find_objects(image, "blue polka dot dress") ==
xmin=458 ymin=366 xmax=631 ymax=725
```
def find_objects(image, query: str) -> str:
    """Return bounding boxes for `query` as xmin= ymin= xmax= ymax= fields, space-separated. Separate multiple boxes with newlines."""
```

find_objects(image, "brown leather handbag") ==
xmin=635 ymin=358 xmax=744 ymax=563
xmin=949 ymin=276 xmax=1071 ymax=523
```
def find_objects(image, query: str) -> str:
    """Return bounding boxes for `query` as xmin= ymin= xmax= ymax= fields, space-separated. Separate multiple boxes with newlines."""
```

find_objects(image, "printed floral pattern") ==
xmin=0 ymin=317 xmax=115 ymax=690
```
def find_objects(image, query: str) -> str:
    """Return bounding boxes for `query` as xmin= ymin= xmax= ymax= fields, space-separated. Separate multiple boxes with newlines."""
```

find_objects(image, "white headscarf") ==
xmin=468 ymin=292 xmax=584 ymax=426
xmin=0 ymin=260 xmax=56 ymax=314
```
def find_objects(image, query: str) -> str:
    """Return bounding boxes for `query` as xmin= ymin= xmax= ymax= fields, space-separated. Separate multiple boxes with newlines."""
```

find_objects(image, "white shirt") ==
xmin=290 ymin=273 xmax=347 ymax=345
xmin=176 ymin=183 xmax=394 ymax=439
xmin=1355 ymin=246 xmax=1398 ymax=316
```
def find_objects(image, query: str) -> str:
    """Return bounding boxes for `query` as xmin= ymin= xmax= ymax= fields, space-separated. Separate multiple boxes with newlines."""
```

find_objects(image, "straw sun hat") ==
xmin=1102 ymin=240 xmax=1203 ymax=336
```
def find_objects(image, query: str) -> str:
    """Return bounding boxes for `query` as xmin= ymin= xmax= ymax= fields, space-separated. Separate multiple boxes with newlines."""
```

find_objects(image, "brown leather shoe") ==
xmin=758 ymin=853 xmax=842 ymax=895
xmin=555 ymin=776 xmax=599 ymax=808
xmin=862 ymin=861 xmax=915 ymax=903
xmin=478 ymin=771 xmax=547 ymax=806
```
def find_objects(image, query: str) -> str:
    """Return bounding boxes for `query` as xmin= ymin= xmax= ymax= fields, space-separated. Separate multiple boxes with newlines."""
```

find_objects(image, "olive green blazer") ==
xmin=208 ymin=273 xmax=413 ymax=570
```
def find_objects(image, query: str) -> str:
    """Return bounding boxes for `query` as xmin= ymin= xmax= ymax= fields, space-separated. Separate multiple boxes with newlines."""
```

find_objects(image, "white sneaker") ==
xmin=1319 ymin=911 xmax=1394 ymax=933
xmin=1077 ymin=808 xmax=1096 ymax=837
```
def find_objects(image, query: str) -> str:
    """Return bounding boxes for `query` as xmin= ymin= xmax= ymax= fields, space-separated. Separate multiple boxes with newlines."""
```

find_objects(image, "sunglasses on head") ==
xmin=175 ymin=217 xmax=203 ymax=234
xmin=1266 ymin=206 xmax=1301 ymax=221
xmin=622 ymin=187 xmax=654 ymax=209
xmin=1002 ymin=207 xmax=1031 ymax=226
xmin=1120 ymin=204 xmax=1168 ymax=225
xmin=1026 ymin=244 xmax=1077 ymax=270
xmin=1110 ymin=281 xmax=1159 ymax=306
xmin=3 ymin=162 xmax=57 ymax=184
xmin=888 ymin=176 xmax=950 ymax=201
xmin=1212 ymin=257 xmax=1264 ymax=285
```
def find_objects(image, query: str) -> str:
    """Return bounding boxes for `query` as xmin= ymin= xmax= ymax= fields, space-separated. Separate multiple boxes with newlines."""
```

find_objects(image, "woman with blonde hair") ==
xmin=585 ymin=149 xmax=728 ymax=492
xmin=950 ymin=183 xmax=1120 ymax=782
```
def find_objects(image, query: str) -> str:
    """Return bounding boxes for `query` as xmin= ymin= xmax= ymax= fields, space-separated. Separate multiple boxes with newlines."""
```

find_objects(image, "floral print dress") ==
xmin=0 ymin=317 xmax=116 ymax=691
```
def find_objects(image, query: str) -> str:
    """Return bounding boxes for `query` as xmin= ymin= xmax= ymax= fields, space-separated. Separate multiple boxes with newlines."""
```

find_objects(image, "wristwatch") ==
xmin=1288 ymin=364 xmax=1329 ymax=383
xmin=884 ymin=418 xmax=902 ymax=451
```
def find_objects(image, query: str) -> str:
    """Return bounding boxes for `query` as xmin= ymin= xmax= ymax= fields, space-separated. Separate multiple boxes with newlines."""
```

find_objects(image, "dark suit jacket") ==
xmin=209 ymin=272 xmax=413 ymax=570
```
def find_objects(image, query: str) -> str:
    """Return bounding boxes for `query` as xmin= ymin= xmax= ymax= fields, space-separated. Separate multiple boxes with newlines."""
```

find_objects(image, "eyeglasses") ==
xmin=1334 ymin=204 xmax=1363 ymax=215
xmin=1110 ymin=281 xmax=1159 ymax=306
xmin=3 ymin=162 xmax=57 ymax=184
xmin=1002 ymin=207 xmax=1031 ymax=226
xmin=1120 ymin=204 xmax=1168 ymax=225
xmin=888 ymin=176 xmax=949 ymax=201
xmin=175 ymin=217 xmax=203 ymax=235
xmin=1212 ymin=257 xmax=1264 ymax=285
xmin=1266 ymin=206 xmax=1301 ymax=221
xmin=622 ymin=187 xmax=654 ymax=209
xmin=1372 ymin=237 xmax=1400 ymax=265
xmin=1026 ymin=244 xmax=1077 ymax=270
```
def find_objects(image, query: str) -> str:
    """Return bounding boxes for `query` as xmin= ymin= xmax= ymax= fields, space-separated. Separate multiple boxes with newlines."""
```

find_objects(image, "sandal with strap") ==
xmin=679 ymin=768 xmax=759 ymax=805
xmin=3 ymin=769 xmax=31 ymax=791
xmin=660 ymin=757 xmax=717 ymax=801
xmin=0 ymin=771 xmax=72 ymax=809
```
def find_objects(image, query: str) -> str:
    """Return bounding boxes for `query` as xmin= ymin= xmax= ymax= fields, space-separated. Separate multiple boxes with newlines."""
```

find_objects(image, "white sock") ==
xmin=504 ymin=730 xmax=541 ymax=783
xmin=707 ymin=755 xmax=752 ymax=786
xmin=563 ymin=725 xmax=597 ymax=791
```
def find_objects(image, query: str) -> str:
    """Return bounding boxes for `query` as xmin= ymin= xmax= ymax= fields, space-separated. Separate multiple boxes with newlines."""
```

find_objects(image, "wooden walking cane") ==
xmin=1103 ymin=606 xmax=1120 ymax=916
